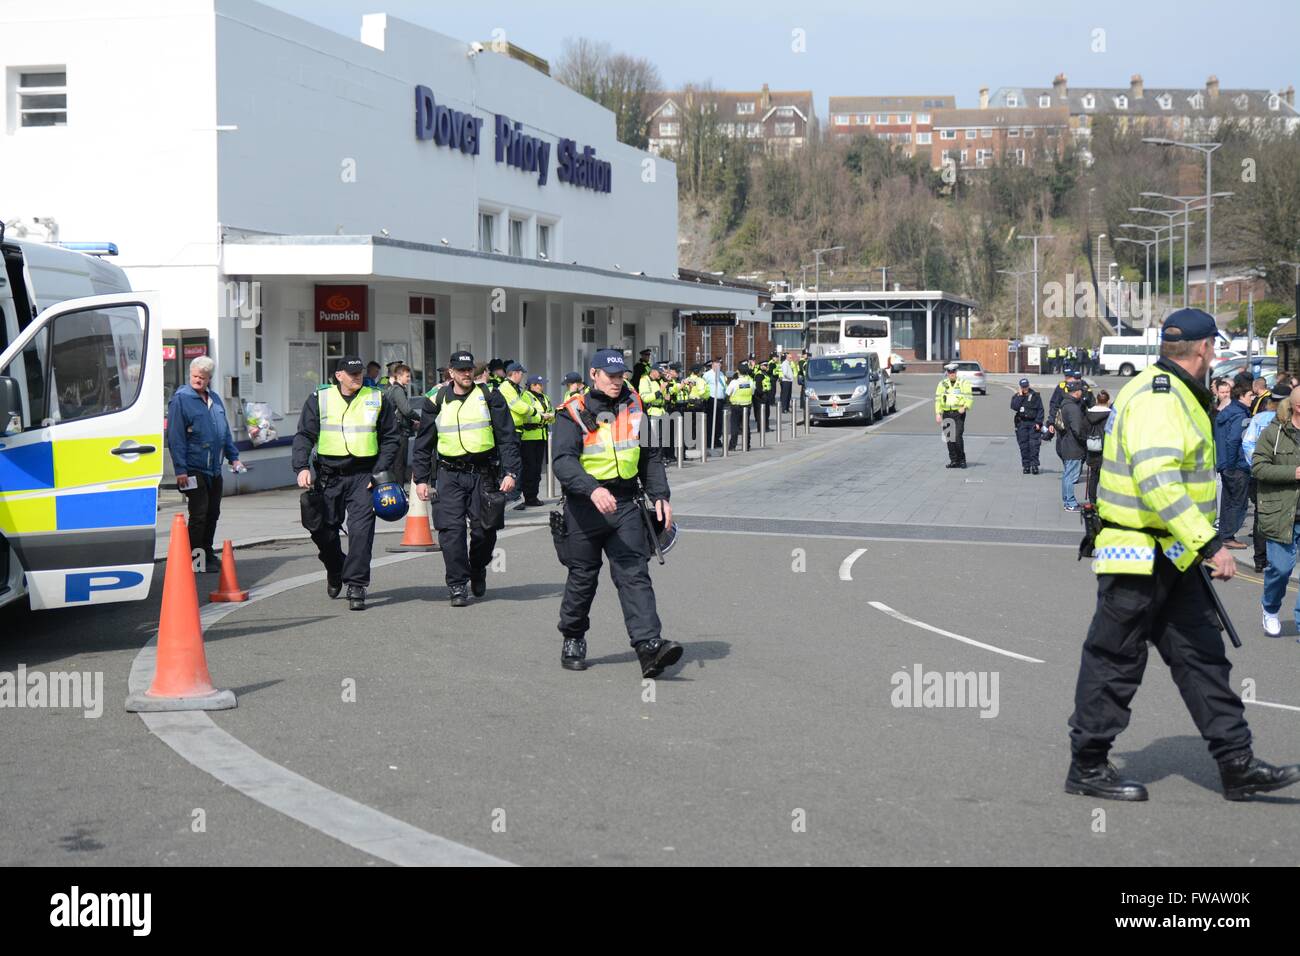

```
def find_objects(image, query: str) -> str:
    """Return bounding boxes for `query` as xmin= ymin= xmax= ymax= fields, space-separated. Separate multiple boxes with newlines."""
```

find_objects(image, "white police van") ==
xmin=0 ymin=227 xmax=164 ymax=611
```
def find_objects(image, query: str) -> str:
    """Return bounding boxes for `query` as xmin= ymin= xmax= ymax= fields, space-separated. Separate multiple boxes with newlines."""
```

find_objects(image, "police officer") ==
xmin=486 ymin=358 xmax=507 ymax=390
xmin=515 ymin=373 xmax=553 ymax=509
xmin=1068 ymin=309 xmax=1300 ymax=802
xmin=1010 ymin=377 xmax=1043 ymax=474
xmin=934 ymin=362 xmax=972 ymax=468
xmin=562 ymin=371 xmax=585 ymax=398
xmin=412 ymin=351 xmax=522 ymax=607
xmin=727 ymin=362 xmax=756 ymax=451
xmin=293 ymin=356 xmax=401 ymax=611
xmin=631 ymin=348 xmax=654 ymax=391
xmin=552 ymin=349 xmax=683 ymax=677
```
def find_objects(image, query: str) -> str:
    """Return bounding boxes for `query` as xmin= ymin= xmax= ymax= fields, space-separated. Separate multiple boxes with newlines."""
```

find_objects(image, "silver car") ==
xmin=952 ymin=360 xmax=987 ymax=395
xmin=805 ymin=352 xmax=895 ymax=425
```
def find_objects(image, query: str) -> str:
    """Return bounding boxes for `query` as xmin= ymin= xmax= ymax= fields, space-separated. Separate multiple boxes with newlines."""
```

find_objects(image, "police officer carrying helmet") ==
xmin=412 ymin=351 xmax=522 ymax=607
xmin=935 ymin=363 xmax=973 ymax=468
xmin=1068 ymin=309 xmax=1300 ymax=802
xmin=293 ymin=356 xmax=402 ymax=611
xmin=552 ymin=349 xmax=683 ymax=677
xmin=1010 ymin=377 xmax=1043 ymax=474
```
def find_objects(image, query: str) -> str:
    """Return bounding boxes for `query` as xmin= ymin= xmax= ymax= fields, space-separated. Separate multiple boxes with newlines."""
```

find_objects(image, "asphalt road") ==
xmin=3 ymin=371 xmax=1298 ymax=866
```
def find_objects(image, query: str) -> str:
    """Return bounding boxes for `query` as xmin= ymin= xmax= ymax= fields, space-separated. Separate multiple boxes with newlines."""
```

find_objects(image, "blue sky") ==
xmin=263 ymin=0 xmax=1298 ymax=115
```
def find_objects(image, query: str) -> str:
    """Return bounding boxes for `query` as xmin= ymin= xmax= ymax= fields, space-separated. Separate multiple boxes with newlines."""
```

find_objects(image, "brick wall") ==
xmin=684 ymin=320 xmax=773 ymax=369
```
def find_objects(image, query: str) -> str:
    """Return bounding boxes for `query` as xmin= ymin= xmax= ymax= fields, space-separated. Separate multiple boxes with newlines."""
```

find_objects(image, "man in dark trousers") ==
xmin=293 ymin=356 xmax=401 ymax=610
xmin=551 ymin=349 xmax=683 ymax=678
xmin=413 ymin=351 xmax=521 ymax=607
xmin=631 ymin=348 xmax=653 ymax=391
xmin=384 ymin=363 xmax=420 ymax=487
xmin=1010 ymin=377 xmax=1043 ymax=474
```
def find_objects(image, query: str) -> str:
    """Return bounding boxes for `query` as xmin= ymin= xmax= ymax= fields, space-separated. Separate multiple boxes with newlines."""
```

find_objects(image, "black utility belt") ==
xmin=438 ymin=456 xmax=497 ymax=473
xmin=596 ymin=479 xmax=641 ymax=499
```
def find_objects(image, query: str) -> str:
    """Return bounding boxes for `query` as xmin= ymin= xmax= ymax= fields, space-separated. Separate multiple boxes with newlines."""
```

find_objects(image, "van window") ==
xmin=845 ymin=320 xmax=888 ymax=339
xmin=809 ymin=356 xmax=868 ymax=378
xmin=47 ymin=306 xmax=145 ymax=424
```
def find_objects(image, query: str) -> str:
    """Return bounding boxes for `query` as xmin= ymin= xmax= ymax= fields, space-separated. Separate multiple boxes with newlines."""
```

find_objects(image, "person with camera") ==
xmin=551 ymin=349 xmax=682 ymax=677
xmin=292 ymin=356 xmax=401 ymax=611
xmin=412 ymin=351 xmax=520 ymax=607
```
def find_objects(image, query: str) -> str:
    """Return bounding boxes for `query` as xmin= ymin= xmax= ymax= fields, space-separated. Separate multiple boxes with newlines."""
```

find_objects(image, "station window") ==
xmin=478 ymin=212 xmax=496 ymax=253
xmin=16 ymin=69 xmax=67 ymax=127
xmin=580 ymin=309 xmax=597 ymax=344
xmin=509 ymin=218 xmax=525 ymax=258
xmin=408 ymin=295 xmax=437 ymax=315
xmin=537 ymin=223 xmax=552 ymax=260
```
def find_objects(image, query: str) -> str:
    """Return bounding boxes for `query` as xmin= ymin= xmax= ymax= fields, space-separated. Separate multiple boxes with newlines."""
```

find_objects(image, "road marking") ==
xmin=128 ymin=527 xmax=543 ymax=867
xmin=867 ymin=600 xmax=1046 ymax=664
xmin=1246 ymin=699 xmax=1300 ymax=714
xmin=677 ymin=527 xmax=1078 ymax=549
xmin=838 ymin=548 xmax=867 ymax=581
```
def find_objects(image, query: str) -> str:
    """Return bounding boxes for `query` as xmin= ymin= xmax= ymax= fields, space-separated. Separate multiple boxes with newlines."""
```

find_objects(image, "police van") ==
xmin=0 ymin=227 xmax=163 ymax=611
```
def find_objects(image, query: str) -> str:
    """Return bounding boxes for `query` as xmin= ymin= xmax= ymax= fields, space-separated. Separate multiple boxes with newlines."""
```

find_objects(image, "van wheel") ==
xmin=864 ymin=397 xmax=876 ymax=425
xmin=1119 ymin=363 xmax=1135 ymax=377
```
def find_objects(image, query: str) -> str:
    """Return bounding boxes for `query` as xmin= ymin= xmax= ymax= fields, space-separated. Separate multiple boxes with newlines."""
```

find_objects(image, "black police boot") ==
xmin=945 ymin=461 xmax=960 ymax=469
xmin=524 ymin=497 xmax=545 ymax=507
xmin=449 ymin=586 xmax=470 ymax=608
xmin=1031 ymin=465 xmax=1040 ymax=475
xmin=1023 ymin=467 xmax=1031 ymax=474
xmin=470 ymin=569 xmax=487 ymax=598
xmin=512 ymin=501 xmax=528 ymax=511
xmin=561 ymin=637 xmax=588 ymax=671
xmin=327 ymin=574 xmax=343 ymax=599
xmin=202 ymin=551 xmax=222 ymax=574
xmin=1064 ymin=760 xmax=1149 ymax=801
xmin=346 ymin=586 xmax=366 ymax=611
xmin=1219 ymin=754 xmax=1300 ymax=801
xmin=636 ymin=638 xmax=683 ymax=678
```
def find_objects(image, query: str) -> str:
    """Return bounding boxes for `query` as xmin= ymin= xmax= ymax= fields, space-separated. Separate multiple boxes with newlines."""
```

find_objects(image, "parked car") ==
xmin=951 ymin=360 xmax=987 ymax=395
xmin=1213 ymin=355 xmax=1277 ymax=382
xmin=805 ymin=352 xmax=895 ymax=425
xmin=888 ymin=353 xmax=908 ymax=373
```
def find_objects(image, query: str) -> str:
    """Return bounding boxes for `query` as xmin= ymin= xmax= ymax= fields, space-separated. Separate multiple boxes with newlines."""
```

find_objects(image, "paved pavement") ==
xmin=6 ymin=370 xmax=1299 ymax=866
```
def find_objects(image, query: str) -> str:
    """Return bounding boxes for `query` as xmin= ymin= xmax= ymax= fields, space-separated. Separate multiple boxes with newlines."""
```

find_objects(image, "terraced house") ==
xmin=647 ymin=84 xmax=815 ymax=157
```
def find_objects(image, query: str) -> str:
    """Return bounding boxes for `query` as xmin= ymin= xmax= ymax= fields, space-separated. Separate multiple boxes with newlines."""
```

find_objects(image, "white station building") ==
xmin=0 ymin=0 xmax=761 ymax=487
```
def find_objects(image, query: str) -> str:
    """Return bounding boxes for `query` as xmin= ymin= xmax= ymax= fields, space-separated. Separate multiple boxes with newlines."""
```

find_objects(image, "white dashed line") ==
xmin=1246 ymin=699 xmax=1300 ymax=714
xmin=868 ymin=600 xmax=1046 ymax=664
xmin=839 ymin=548 xmax=867 ymax=581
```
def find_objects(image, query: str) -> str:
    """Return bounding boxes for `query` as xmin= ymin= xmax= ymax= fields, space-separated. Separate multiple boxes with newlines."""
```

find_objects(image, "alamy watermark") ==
xmin=890 ymin=664 xmax=999 ymax=718
xmin=0 ymin=664 xmax=103 ymax=718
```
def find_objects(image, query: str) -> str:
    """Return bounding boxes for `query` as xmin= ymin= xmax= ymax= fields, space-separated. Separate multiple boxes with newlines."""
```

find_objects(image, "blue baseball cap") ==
xmin=592 ymin=349 xmax=628 ymax=374
xmin=506 ymin=361 xmax=526 ymax=373
xmin=562 ymin=371 xmax=582 ymax=385
xmin=526 ymin=374 xmax=546 ymax=386
xmin=1018 ymin=378 xmax=1030 ymax=387
xmin=1161 ymin=308 xmax=1218 ymax=342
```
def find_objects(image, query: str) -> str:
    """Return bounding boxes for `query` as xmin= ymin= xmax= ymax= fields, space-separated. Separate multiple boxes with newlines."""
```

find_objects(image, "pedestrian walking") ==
xmin=1215 ymin=381 xmax=1252 ymax=549
xmin=934 ymin=363 xmax=972 ymax=468
xmin=384 ymin=363 xmax=420 ymax=487
xmin=1068 ymin=309 xmax=1299 ymax=802
xmin=1010 ymin=377 xmax=1043 ymax=474
xmin=1055 ymin=377 xmax=1087 ymax=511
xmin=1251 ymin=387 xmax=1300 ymax=636
xmin=1083 ymin=390 xmax=1111 ymax=505
xmin=166 ymin=355 xmax=246 ymax=572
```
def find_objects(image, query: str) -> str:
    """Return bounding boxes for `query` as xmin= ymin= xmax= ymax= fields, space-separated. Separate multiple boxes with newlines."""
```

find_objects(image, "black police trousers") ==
xmin=557 ymin=496 xmax=662 ymax=647
xmin=433 ymin=466 xmax=497 ymax=588
xmin=942 ymin=410 xmax=966 ymax=464
xmin=1015 ymin=421 xmax=1040 ymax=468
xmin=520 ymin=439 xmax=546 ymax=501
xmin=311 ymin=472 xmax=376 ymax=587
xmin=1069 ymin=551 xmax=1252 ymax=765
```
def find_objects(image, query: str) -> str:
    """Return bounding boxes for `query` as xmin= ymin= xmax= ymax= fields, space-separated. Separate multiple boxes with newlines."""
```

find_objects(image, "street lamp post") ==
xmin=1094 ymin=233 xmax=1107 ymax=322
xmin=1120 ymin=223 xmax=1164 ymax=312
xmin=1139 ymin=191 xmax=1232 ymax=308
xmin=998 ymin=268 xmax=1028 ymax=373
xmin=1142 ymin=139 xmax=1222 ymax=312
xmin=1017 ymin=233 xmax=1054 ymax=335
xmin=1129 ymin=208 xmax=1183 ymax=314
xmin=812 ymin=245 xmax=844 ymax=351
xmin=1115 ymin=237 xmax=1159 ymax=330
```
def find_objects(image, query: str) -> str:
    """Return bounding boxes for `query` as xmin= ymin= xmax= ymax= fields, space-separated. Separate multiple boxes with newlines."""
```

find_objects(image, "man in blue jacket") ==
xmin=166 ymin=356 xmax=244 ymax=571
xmin=1215 ymin=380 xmax=1252 ymax=549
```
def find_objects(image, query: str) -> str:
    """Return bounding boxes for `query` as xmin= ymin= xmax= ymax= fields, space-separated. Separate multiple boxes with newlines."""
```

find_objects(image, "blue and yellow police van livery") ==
xmin=0 ymin=232 xmax=164 ymax=611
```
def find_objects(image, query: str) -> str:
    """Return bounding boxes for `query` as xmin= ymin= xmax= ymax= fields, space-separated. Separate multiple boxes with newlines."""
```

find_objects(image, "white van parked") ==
xmin=0 ymin=230 xmax=164 ymax=611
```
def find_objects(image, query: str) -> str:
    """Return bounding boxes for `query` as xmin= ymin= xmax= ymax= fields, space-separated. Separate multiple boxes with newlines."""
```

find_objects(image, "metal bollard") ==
xmin=742 ymin=406 xmax=750 ymax=452
xmin=722 ymin=407 xmax=730 ymax=458
xmin=697 ymin=410 xmax=708 ymax=465
xmin=675 ymin=412 xmax=684 ymax=469
xmin=758 ymin=405 xmax=766 ymax=448
xmin=775 ymin=401 xmax=782 ymax=444
xmin=546 ymin=430 xmax=554 ymax=498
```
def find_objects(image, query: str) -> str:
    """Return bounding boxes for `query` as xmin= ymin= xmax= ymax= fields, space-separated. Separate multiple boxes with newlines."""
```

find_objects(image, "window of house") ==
xmin=834 ymin=114 xmax=850 ymax=125
xmin=662 ymin=102 xmax=676 ymax=117
xmin=478 ymin=212 xmax=495 ymax=253
xmin=509 ymin=218 xmax=525 ymax=257
xmin=898 ymin=113 xmax=911 ymax=123
xmin=659 ymin=122 xmax=679 ymax=136
xmin=1007 ymin=96 xmax=1019 ymax=107
xmin=1268 ymin=94 xmax=1280 ymax=111
xmin=877 ymin=114 xmax=888 ymax=124
xmin=1188 ymin=92 xmax=1204 ymax=110
xmin=777 ymin=106 xmax=794 ymax=116
xmin=1158 ymin=93 xmax=1172 ymax=109
xmin=747 ymin=122 xmax=761 ymax=136
xmin=981 ymin=128 xmax=992 ymax=138
xmin=775 ymin=122 xmax=796 ymax=136
xmin=17 ymin=69 xmax=67 ymax=127
xmin=1039 ymin=94 xmax=1051 ymax=108
xmin=857 ymin=113 xmax=869 ymax=124
xmin=964 ymin=129 xmax=976 ymax=139
xmin=537 ymin=223 xmax=552 ymax=260
xmin=916 ymin=132 xmax=932 ymax=145
xmin=1015 ymin=148 xmax=1026 ymax=165
xmin=1115 ymin=95 xmax=1128 ymax=110
xmin=1082 ymin=94 xmax=1096 ymax=110
xmin=1024 ymin=128 xmax=1035 ymax=137
xmin=940 ymin=129 xmax=956 ymax=140
xmin=899 ymin=132 xmax=912 ymax=143
xmin=736 ymin=101 xmax=755 ymax=114
xmin=1008 ymin=127 xmax=1019 ymax=137
xmin=917 ymin=113 xmax=931 ymax=124
xmin=723 ymin=122 xmax=735 ymax=136
xmin=959 ymin=149 xmax=968 ymax=165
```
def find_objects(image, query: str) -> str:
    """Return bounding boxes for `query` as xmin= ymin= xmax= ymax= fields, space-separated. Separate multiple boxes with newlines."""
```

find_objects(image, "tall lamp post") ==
xmin=1115 ymin=237 xmax=1159 ymax=330
xmin=1119 ymin=223 xmax=1164 ymax=312
xmin=1094 ymin=233 xmax=1107 ymax=323
xmin=998 ymin=268 xmax=1028 ymax=373
xmin=1142 ymin=139 xmax=1222 ymax=312
xmin=1017 ymin=233 xmax=1054 ymax=335
xmin=1139 ymin=191 xmax=1232 ymax=308
xmin=1129 ymin=207 xmax=1184 ymax=314
xmin=812 ymin=245 xmax=844 ymax=350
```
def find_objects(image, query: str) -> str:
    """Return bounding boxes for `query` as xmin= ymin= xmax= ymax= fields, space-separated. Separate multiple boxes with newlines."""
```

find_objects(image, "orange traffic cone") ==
xmin=387 ymin=480 xmax=440 ymax=552
xmin=125 ymin=514 xmax=236 ymax=712
xmin=208 ymin=539 xmax=249 ymax=602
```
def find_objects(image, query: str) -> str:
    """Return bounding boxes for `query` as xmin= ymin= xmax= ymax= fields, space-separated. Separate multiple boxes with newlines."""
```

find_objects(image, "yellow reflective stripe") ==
xmin=0 ymin=495 xmax=57 ymax=533
xmin=52 ymin=434 xmax=163 ymax=487
xmin=1129 ymin=446 xmax=1186 ymax=466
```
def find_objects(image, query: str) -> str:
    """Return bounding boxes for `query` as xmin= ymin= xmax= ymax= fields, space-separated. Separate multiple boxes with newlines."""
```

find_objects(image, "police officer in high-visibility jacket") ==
xmin=498 ymin=361 xmax=539 ymax=499
xmin=412 ymin=351 xmax=522 ymax=607
xmin=293 ymin=356 xmax=402 ymax=611
xmin=1068 ymin=309 xmax=1300 ymax=802
xmin=552 ymin=349 xmax=682 ymax=677
xmin=934 ymin=363 xmax=973 ymax=468
xmin=514 ymin=373 xmax=553 ymax=509
xmin=727 ymin=363 xmax=756 ymax=451
xmin=639 ymin=363 xmax=669 ymax=459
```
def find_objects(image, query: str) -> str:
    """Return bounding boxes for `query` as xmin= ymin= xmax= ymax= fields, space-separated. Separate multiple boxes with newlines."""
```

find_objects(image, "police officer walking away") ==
xmin=935 ymin=362 xmax=972 ymax=468
xmin=412 ymin=351 xmax=521 ymax=607
xmin=293 ymin=356 xmax=401 ymax=610
xmin=1067 ymin=309 xmax=1300 ymax=802
xmin=1010 ymin=377 xmax=1043 ymax=474
xmin=552 ymin=349 xmax=683 ymax=677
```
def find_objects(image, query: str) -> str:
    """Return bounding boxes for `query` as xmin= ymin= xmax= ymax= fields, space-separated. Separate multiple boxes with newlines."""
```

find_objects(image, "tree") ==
xmin=554 ymin=38 xmax=661 ymax=149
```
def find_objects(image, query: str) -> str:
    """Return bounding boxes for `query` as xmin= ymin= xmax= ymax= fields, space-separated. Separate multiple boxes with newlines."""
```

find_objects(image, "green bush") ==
xmin=1229 ymin=300 xmax=1292 ymax=333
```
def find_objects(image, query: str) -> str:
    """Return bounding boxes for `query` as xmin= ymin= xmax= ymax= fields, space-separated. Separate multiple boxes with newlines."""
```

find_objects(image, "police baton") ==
xmin=635 ymin=494 xmax=666 ymax=565
xmin=1199 ymin=563 xmax=1242 ymax=649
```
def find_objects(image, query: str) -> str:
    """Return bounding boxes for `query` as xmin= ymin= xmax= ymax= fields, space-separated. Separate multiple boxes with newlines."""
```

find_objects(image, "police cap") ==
xmin=593 ymin=348 xmax=628 ymax=374
xmin=448 ymin=351 xmax=474 ymax=370
xmin=1161 ymin=308 xmax=1218 ymax=342
xmin=562 ymin=371 xmax=583 ymax=385
xmin=336 ymin=356 xmax=365 ymax=375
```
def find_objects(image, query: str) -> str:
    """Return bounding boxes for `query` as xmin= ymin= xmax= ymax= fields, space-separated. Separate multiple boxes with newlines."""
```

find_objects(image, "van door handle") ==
xmin=111 ymin=441 xmax=157 ymax=456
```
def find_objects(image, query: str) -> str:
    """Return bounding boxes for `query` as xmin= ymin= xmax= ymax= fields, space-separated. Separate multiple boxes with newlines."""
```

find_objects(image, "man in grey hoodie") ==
xmin=1056 ymin=377 xmax=1087 ymax=512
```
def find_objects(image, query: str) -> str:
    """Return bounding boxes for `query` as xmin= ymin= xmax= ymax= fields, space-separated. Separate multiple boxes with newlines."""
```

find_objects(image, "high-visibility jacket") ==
xmin=1093 ymin=362 xmax=1217 ymax=575
xmin=685 ymin=374 xmax=709 ymax=402
xmin=317 ymin=384 xmax=382 ymax=457
xmin=519 ymin=390 xmax=552 ymax=442
xmin=431 ymin=384 xmax=496 ymax=458
xmin=934 ymin=377 xmax=973 ymax=414
xmin=563 ymin=390 xmax=643 ymax=481
xmin=498 ymin=378 xmax=536 ymax=429
xmin=728 ymin=375 xmax=755 ymax=406
xmin=639 ymin=376 xmax=667 ymax=416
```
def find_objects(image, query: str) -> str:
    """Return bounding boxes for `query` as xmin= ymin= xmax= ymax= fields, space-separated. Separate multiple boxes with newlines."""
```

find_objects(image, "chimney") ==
xmin=1207 ymin=75 xmax=1220 ymax=102
xmin=1287 ymin=85 xmax=1296 ymax=108
xmin=1053 ymin=73 xmax=1068 ymax=99
xmin=1129 ymin=74 xmax=1144 ymax=99
xmin=760 ymin=83 xmax=771 ymax=111
xmin=979 ymin=87 xmax=989 ymax=109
